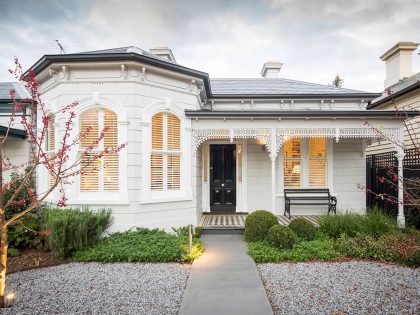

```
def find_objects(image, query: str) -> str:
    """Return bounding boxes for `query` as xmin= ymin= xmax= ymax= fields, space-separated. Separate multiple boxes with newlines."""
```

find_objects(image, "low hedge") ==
xmin=266 ymin=225 xmax=296 ymax=249
xmin=244 ymin=210 xmax=278 ymax=242
xmin=288 ymin=217 xmax=316 ymax=241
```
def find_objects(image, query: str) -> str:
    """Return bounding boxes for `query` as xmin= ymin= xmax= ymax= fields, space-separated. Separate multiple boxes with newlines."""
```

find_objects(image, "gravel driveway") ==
xmin=258 ymin=262 xmax=419 ymax=315
xmin=2 ymin=262 xmax=190 ymax=315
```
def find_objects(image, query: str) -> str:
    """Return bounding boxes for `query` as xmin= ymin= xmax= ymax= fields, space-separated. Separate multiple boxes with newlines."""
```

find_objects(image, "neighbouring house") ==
xmin=0 ymin=82 xmax=30 ymax=180
xmin=23 ymin=46 xmax=416 ymax=231
xmin=365 ymin=42 xmax=420 ymax=217
xmin=367 ymin=41 xmax=420 ymax=154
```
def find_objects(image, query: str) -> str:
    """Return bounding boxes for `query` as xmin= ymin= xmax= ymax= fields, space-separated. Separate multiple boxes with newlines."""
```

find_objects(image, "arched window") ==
xmin=151 ymin=112 xmax=181 ymax=191
xmin=80 ymin=108 xmax=119 ymax=192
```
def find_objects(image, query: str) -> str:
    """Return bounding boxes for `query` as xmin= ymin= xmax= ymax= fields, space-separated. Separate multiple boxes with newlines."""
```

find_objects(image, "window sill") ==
xmin=140 ymin=189 xmax=193 ymax=204
xmin=68 ymin=191 xmax=130 ymax=205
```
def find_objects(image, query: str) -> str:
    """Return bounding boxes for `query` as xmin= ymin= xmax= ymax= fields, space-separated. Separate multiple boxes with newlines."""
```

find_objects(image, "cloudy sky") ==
xmin=0 ymin=0 xmax=419 ymax=92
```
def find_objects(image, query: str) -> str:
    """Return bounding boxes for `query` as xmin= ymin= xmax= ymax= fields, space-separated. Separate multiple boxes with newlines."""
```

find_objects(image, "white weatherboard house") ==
xmin=27 ymin=47 xmax=416 ymax=231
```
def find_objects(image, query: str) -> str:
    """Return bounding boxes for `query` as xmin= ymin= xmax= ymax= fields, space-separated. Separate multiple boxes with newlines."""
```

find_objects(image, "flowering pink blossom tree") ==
xmin=0 ymin=59 xmax=126 ymax=307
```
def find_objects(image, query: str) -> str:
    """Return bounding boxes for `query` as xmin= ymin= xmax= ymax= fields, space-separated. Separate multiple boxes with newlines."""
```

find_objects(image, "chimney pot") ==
xmin=380 ymin=42 xmax=419 ymax=88
xmin=261 ymin=61 xmax=283 ymax=78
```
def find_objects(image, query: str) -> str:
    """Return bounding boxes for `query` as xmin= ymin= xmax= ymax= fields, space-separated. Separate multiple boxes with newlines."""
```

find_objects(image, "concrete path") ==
xmin=179 ymin=233 xmax=274 ymax=315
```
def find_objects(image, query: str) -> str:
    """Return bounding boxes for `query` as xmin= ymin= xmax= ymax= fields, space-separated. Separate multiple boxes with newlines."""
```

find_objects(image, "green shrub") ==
xmin=44 ymin=207 xmax=112 ymax=258
xmin=319 ymin=211 xmax=397 ymax=239
xmin=5 ymin=170 xmax=45 ymax=256
xmin=4 ymin=170 xmax=35 ymax=220
xmin=8 ymin=211 xmax=45 ymax=256
xmin=244 ymin=210 xmax=278 ymax=241
xmin=248 ymin=237 xmax=337 ymax=263
xmin=266 ymin=225 xmax=296 ymax=249
xmin=336 ymin=232 xmax=419 ymax=266
xmin=73 ymin=227 xmax=204 ymax=263
xmin=288 ymin=217 xmax=316 ymax=240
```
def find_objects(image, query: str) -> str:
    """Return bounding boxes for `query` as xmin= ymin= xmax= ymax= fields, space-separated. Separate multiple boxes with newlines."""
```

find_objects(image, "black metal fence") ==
xmin=366 ymin=148 xmax=420 ymax=217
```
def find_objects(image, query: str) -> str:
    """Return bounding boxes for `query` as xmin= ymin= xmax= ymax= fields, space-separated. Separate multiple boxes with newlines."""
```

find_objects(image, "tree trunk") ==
xmin=0 ymin=224 xmax=7 ymax=308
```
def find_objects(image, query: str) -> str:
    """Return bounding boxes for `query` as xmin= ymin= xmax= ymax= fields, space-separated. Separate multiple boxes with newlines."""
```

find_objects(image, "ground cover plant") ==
xmin=72 ymin=226 xmax=203 ymax=263
xmin=246 ymin=211 xmax=419 ymax=266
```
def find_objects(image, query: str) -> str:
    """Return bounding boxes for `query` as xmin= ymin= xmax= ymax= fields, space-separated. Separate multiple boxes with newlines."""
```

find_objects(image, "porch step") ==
xmin=199 ymin=214 xmax=321 ymax=229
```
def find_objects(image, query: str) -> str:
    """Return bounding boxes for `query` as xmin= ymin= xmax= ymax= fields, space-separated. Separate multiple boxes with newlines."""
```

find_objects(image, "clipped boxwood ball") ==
xmin=244 ymin=210 xmax=278 ymax=242
xmin=266 ymin=225 xmax=296 ymax=249
xmin=288 ymin=217 xmax=316 ymax=241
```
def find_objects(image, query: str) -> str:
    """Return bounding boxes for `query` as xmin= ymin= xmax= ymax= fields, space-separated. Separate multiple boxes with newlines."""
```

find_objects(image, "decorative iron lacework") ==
xmin=191 ymin=127 xmax=400 ymax=155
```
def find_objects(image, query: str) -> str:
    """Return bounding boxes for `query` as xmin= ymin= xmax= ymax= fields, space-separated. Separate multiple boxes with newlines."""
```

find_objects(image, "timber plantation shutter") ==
xmin=151 ymin=113 xmax=164 ymax=190
xmin=80 ymin=108 xmax=119 ymax=192
xmin=308 ymin=138 xmax=327 ymax=187
xmin=151 ymin=112 xmax=181 ymax=191
xmin=47 ymin=115 xmax=56 ymax=188
xmin=284 ymin=138 xmax=301 ymax=187
xmin=103 ymin=109 xmax=119 ymax=191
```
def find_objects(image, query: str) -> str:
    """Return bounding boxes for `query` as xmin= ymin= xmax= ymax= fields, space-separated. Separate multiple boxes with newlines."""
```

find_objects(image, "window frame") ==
xmin=70 ymin=102 xmax=128 ymax=205
xmin=79 ymin=107 xmax=120 ymax=193
xmin=151 ymin=112 xmax=182 ymax=192
xmin=140 ymin=100 xmax=192 ymax=204
xmin=282 ymin=137 xmax=329 ymax=189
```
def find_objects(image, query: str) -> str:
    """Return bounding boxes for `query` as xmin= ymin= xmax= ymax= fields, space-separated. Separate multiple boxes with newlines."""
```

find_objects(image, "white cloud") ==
xmin=0 ymin=0 xmax=419 ymax=92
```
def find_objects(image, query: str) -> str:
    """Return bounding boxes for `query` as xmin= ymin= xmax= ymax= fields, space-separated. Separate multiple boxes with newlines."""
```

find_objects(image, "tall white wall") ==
xmin=37 ymin=65 xmax=203 ymax=232
xmin=247 ymin=139 xmax=271 ymax=212
xmin=2 ymin=137 xmax=30 ymax=181
xmin=333 ymin=138 xmax=366 ymax=213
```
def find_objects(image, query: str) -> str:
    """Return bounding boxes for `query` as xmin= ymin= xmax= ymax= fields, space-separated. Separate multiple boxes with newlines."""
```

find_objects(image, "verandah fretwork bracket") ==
xmin=191 ymin=127 xmax=401 ymax=155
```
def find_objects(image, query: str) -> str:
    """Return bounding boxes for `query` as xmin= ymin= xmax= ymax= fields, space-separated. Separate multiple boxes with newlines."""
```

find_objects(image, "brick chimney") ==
xmin=260 ymin=61 xmax=282 ymax=78
xmin=149 ymin=47 xmax=176 ymax=63
xmin=381 ymin=42 xmax=419 ymax=88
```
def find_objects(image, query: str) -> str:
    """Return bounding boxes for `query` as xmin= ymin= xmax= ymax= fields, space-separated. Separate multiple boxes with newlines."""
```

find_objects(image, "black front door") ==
xmin=210 ymin=144 xmax=236 ymax=212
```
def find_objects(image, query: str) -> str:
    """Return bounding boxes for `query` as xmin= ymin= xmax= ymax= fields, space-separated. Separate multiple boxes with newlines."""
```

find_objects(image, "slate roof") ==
xmin=0 ymin=82 xmax=31 ymax=101
xmin=28 ymin=46 xmax=380 ymax=99
xmin=210 ymin=78 xmax=371 ymax=96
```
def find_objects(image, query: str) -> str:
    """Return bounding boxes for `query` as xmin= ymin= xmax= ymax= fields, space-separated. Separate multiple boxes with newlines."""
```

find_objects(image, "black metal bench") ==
xmin=284 ymin=189 xmax=337 ymax=219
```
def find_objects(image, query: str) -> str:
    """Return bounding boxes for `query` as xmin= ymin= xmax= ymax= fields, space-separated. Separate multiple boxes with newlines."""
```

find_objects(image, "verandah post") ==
xmin=395 ymin=149 xmax=405 ymax=228
xmin=269 ymin=128 xmax=277 ymax=213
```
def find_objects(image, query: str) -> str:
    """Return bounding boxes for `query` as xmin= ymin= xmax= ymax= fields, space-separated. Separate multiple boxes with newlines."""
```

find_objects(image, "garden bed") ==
xmin=8 ymin=249 xmax=68 ymax=274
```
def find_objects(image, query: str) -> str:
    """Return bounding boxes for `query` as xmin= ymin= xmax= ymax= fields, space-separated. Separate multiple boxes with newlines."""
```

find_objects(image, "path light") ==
xmin=5 ymin=292 xmax=16 ymax=307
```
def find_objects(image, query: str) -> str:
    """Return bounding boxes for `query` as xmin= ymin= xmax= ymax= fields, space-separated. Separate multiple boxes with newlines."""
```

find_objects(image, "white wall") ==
xmin=37 ymin=64 xmax=203 ymax=232
xmin=333 ymin=138 xmax=366 ymax=213
xmin=247 ymin=139 xmax=271 ymax=212
xmin=2 ymin=137 xmax=30 ymax=181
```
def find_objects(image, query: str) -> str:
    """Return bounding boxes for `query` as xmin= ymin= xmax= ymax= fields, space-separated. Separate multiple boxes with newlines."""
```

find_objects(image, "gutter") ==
xmin=184 ymin=110 xmax=419 ymax=118
xmin=367 ymin=81 xmax=420 ymax=109
xmin=0 ymin=126 xmax=27 ymax=139
xmin=210 ymin=93 xmax=381 ymax=100
xmin=27 ymin=53 xmax=212 ymax=97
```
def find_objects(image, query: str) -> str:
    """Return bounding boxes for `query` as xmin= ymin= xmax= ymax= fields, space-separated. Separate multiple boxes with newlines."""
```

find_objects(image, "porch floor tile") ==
xmin=199 ymin=213 xmax=321 ymax=229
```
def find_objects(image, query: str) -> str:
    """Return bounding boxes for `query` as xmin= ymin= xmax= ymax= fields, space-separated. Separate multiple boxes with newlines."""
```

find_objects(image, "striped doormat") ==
xmin=199 ymin=214 xmax=321 ymax=229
